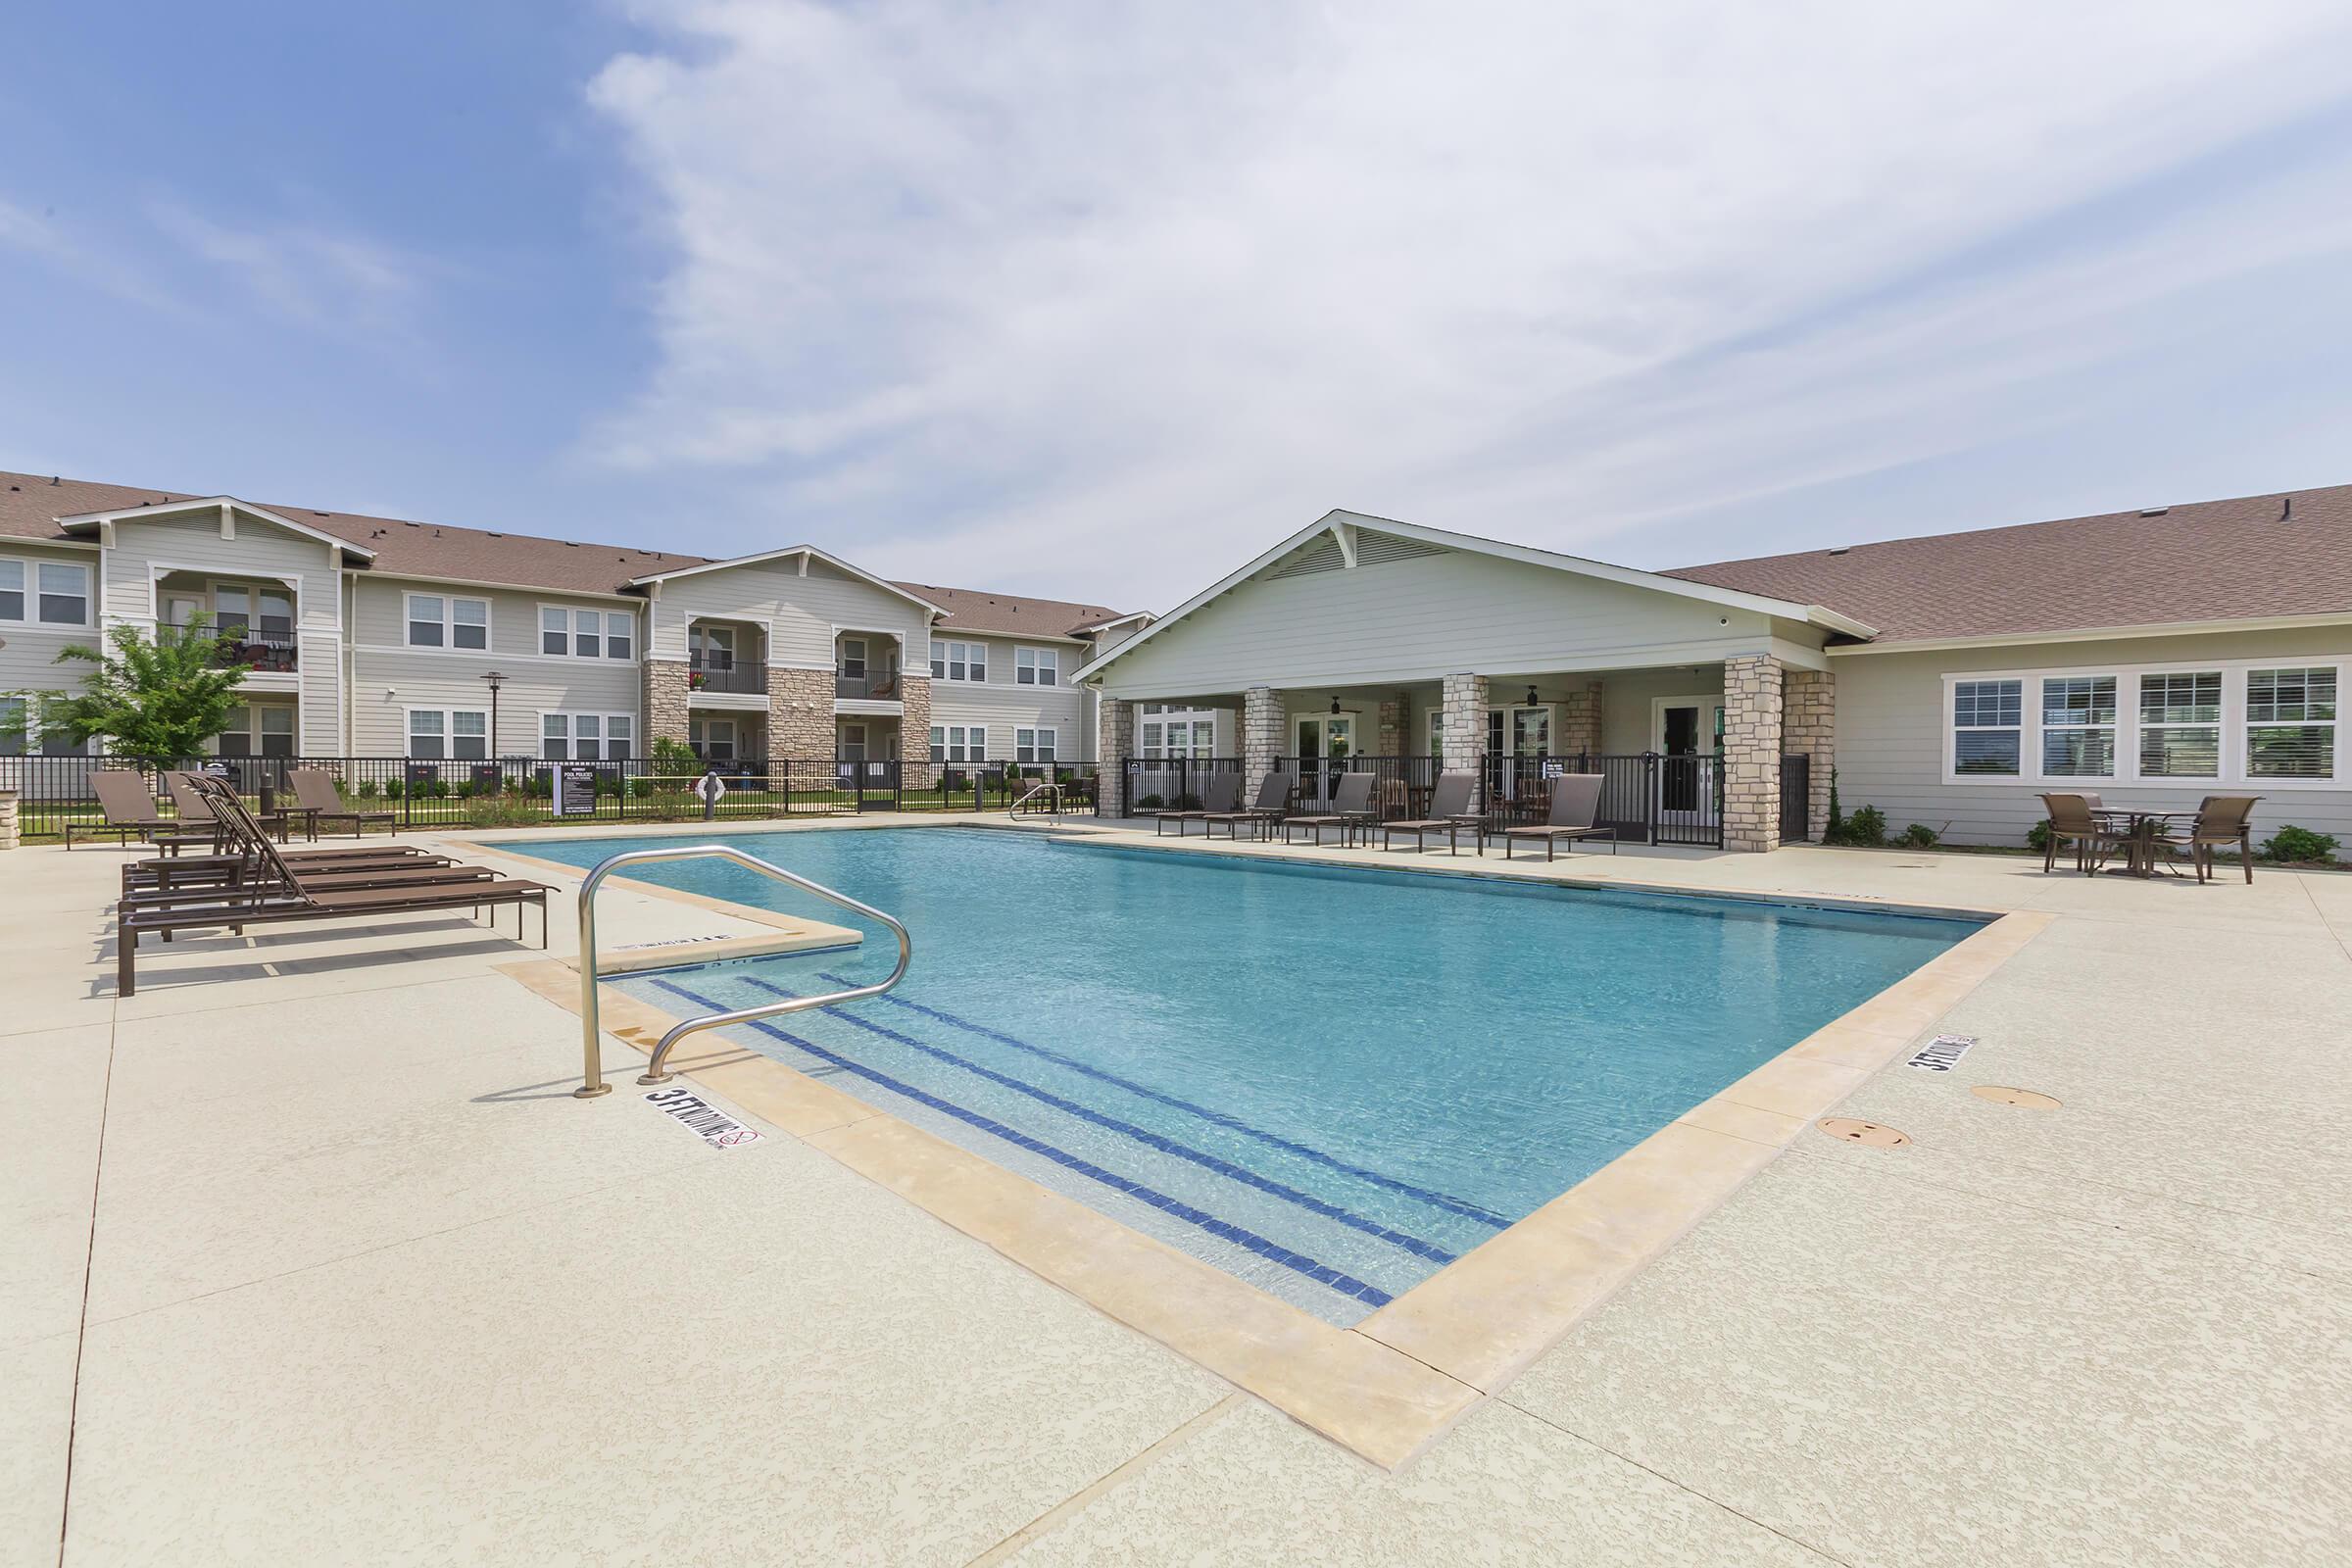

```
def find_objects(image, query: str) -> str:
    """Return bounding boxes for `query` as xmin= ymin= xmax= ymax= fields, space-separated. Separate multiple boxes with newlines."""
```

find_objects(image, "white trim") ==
xmin=1072 ymin=508 xmax=1877 ymax=684
xmin=360 ymin=568 xmax=645 ymax=604
xmin=534 ymin=708 xmax=638 ymax=761
xmin=1937 ymin=654 xmax=2346 ymax=791
xmin=629 ymin=545 xmax=949 ymax=616
xmin=536 ymin=601 xmax=637 ymax=662
xmin=1069 ymin=611 xmax=1152 ymax=635
xmin=931 ymin=638 xmax=990 ymax=683
xmin=1648 ymin=694 xmax=1724 ymax=754
xmin=1829 ymin=611 xmax=2352 ymax=657
xmin=403 ymin=589 xmax=492 ymax=652
xmin=1013 ymin=645 xmax=1060 ymax=688
xmin=399 ymin=704 xmax=493 ymax=761
xmin=348 ymin=642 xmax=643 ymax=672
xmin=55 ymin=496 xmax=377 ymax=561
xmin=0 ymin=554 xmax=95 ymax=630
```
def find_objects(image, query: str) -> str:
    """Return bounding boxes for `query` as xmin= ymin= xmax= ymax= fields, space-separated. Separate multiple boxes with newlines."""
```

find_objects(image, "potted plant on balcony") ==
xmin=689 ymin=670 xmax=708 ymax=690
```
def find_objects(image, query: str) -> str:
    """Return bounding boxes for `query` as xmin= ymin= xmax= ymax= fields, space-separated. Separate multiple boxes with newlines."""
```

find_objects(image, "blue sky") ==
xmin=7 ymin=2 xmax=2352 ymax=612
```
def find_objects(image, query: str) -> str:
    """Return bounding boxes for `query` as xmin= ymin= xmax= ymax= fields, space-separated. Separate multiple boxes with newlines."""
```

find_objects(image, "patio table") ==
xmin=2092 ymin=808 xmax=2198 ymax=878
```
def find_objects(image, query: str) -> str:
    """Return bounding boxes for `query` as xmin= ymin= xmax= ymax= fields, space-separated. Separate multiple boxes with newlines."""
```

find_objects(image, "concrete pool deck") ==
xmin=5 ymin=817 xmax=2350 ymax=1565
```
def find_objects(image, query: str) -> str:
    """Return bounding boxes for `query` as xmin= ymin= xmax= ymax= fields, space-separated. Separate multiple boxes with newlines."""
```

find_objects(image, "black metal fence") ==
xmin=1779 ymin=754 xmax=1812 ymax=843
xmin=1118 ymin=756 xmax=1245 ymax=815
xmin=0 ymin=753 xmax=1100 ymax=840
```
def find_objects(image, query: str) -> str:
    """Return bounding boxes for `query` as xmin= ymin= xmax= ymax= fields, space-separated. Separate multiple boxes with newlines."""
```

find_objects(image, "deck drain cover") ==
xmin=1817 ymin=1117 xmax=1910 ymax=1148
xmin=1972 ymin=1086 xmax=2061 ymax=1109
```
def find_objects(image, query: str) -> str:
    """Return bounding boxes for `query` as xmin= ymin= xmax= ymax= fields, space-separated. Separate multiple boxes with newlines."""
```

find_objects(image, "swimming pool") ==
xmin=521 ymin=826 xmax=1979 ymax=1325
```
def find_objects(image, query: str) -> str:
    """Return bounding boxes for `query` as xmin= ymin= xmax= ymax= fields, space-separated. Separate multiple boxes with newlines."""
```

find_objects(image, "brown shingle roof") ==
xmin=1666 ymin=483 xmax=2352 ymax=645
xmin=892 ymin=579 xmax=1128 ymax=639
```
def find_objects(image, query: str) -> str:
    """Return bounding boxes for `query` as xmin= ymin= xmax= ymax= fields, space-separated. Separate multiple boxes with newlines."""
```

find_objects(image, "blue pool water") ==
xmin=519 ymin=827 xmax=1977 ymax=1324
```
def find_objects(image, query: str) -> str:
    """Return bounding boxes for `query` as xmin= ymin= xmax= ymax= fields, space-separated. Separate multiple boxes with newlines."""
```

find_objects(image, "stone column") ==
xmin=898 ymin=673 xmax=936 ymax=787
xmin=1556 ymin=679 xmax=1604 ymax=759
xmin=1096 ymin=697 xmax=1134 ymax=812
xmin=643 ymin=660 xmax=690 ymax=748
xmin=1376 ymin=694 xmax=1407 ymax=757
xmin=765 ymin=668 xmax=839 ymax=760
xmin=1785 ymin=668 xmax=1836 ymax=842
xmin=1722 ymin=654 xmax=1785 ymax=852
xmin=1242 ymin=687 xmax=1285 ymax=799
xmin=1440 ymin=673 xmax=1488 ymax=771
xmin=0 ymin=790 xmax=19 ymax=852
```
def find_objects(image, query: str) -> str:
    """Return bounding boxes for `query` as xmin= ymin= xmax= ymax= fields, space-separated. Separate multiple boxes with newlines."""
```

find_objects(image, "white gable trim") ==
xmin=54 ymin=496 xmax=377 ymax=562
xmin=1070 ymin=509 xmax=1876 ymax=683
xmin=629 ymin=545 xmax=947 ymax=616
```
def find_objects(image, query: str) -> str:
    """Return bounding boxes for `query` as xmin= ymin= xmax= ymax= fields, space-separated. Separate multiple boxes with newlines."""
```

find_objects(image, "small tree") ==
xmin=33 ymin=614 xmax=247 ymax=767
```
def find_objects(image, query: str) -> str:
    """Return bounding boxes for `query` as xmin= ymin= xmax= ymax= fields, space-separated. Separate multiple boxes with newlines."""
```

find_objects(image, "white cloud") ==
xmin=150 ymin=203 xmax=426 ymax=339
xmin=585 ymin=0 xmax=2352 ymax=606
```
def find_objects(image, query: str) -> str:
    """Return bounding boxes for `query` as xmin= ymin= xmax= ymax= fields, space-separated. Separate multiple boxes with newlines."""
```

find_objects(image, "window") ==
xmin=408 ymin=710 xmax=446 ymax=759
xmin=688 ymin=716 xmax=736 ymax=761
xmin=839 ymin=637 xmax=867 ymax=678
xmin=1951 ymin=679 xmax=2023 ymax=775
xmin=690 ymin=624 xmax=734 ymax=668
xmin=258 ymin=587 xmax=295 ymax=642
xmin=542 ymin=713 xmax=568 ymax=760
xmin=2137 ymin=672 xmax=2222 ymax=779
xmin=0 ymin=696 xmax=24 ymax=756
xmin=407 ymin=710 xmax=487 ymax=760
xmin=1016 ymin=727 xmax=1057 ymax=763
xmin=2039 ymin=675 xmax=2116 ymax=777
xmin=1015 ymin=647 xmax=1057 ymax=686
xmin=930 ymin=640 xmax=986 ymax=682
xmin=543 ymin=607 xmax=630 ymax=658
xmin=452 ymin=710 xmax=488 ymax=760
xmin=0 ymin=560 xmax=22 ymax=621
xmin=216 ymin=584 xmax=249 ymax=637
xmin=36 ymin=562 xmax=89 ymax=625
xmin=409 ymin=594 xmax=489 ymax=649
xmin=542 ymin=713 xmax=634 ymax=762
xmin=2246 ymin=666 xmax=2336 ymax=780
xmin=218 ymin=705 xmax=295 ymax=759
xmin=929 ymin=724 xmax=986 ymax=763
xmin=573 ymin=610 xmax=602 ymax=658
xmin=603 ymin=612 xmax=632 ymax=660
xmin=540 ymin=607 xmax=567 ymax=656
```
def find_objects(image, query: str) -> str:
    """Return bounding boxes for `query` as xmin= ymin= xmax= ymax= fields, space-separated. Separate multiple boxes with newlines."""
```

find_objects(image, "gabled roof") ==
xmin=1666 ymin=482 xmax=2352 ymax=648
xmin=1071 ymin=509 xmax=1875 ymax=683
xmin=894 ymin=580 xmax=1133 ymax=640
xmin=630 ymin=545 xmax=948 ymax=616
xmin=55 ymin=494 xmax=377 ymax=562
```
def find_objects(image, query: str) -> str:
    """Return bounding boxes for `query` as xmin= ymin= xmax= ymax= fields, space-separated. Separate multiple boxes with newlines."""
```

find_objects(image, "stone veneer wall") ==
xmin=1242 ymin=687 xmax=1285 ymax=799
xmin=1097 ymin=698 xmax=1134 ymax=808
xmin=1555 ymin=680 xmax=1603 ymax=756
xmin=643 ymin=660 xmax=690 ymax=747
xmin=765 ymin=667 xmax=838 ymax=760
xmin=1440 ymin=673 xmax=1489 ymax=771
xmin=1722 ymin=653 xmax=1785 ymax=852
xmin=898 ymin=674 xmax=936 ymax=786
xmin=1784 ymin=668 xmax=1836 ymax=841
xmin=1376 ymin=695 xmax=1407 ymax=757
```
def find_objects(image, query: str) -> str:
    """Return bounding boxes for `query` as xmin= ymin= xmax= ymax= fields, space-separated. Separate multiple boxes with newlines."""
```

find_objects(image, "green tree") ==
xmin=34 ymin=614 xmax=248 ymax=767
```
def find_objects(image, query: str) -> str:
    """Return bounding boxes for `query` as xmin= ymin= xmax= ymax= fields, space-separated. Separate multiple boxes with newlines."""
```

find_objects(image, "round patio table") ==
xmin=2093 ymin=808 xmax=2198 ymax=877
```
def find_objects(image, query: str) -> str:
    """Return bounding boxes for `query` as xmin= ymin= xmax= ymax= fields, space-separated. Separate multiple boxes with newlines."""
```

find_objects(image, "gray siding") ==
xmin=927 ymin=632 xmax=1090 ymax=758
xmin=647 ymin=557 xmax=931 ymax=668
xmin=1832 ymin=628 xmax=2352 ymax=848
xmin=0 ymin=540 xmax=101 ymax=700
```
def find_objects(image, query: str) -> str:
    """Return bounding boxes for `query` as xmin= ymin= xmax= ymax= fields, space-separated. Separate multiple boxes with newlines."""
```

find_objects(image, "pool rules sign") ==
xmin=553 ymin=762 xmax=599 ymax=817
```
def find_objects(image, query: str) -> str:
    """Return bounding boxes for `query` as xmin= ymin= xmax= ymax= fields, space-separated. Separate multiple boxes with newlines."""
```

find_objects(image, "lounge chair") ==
xmin=162 ymin=770 xmax=306 ymax=845
xmin=117 ymin=784 xmax=549 ymax=998
xmin=2036 ymin=793 xmax=2127 ymax=874
xmin=67 ymin=771 xmax=191 ymax=851
xmin=1494 ymin=773 xmax=1617 ymax=859
xmin=1281 ymin=771 xmax=1376 ymax=847
xmin=1200 ymin=771 xmax=1295 ymax=841
xmin=1377 ymin=770 xmax=1481 ymax=855
xmin=1154 ymin=771 xmax=1241 ymax=837
xmin=122 ymin=780 xmax=499 ymax=910
xmin=287 ymin=767 xmax=399 ymax=837
xmin=2158 ymin=795 xmax=2262 ymax=884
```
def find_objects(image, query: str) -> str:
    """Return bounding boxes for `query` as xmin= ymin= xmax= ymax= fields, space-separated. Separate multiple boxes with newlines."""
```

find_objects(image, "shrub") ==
xmin=1171 ymin=792 xmax=1202 ymax=811
xmin=595 ymin=771 xmax=622 ymax=797
xmin=1838 ymin=805 xmax=1886 ymax=847
xmin=2026 ymin=819 xmax=2051 ymax=854
xmin=464 ymin=795 xmax=545 ymax=829
xmin=628 ymin=776 xmax=654 ymax=799
xmin=354 ymin=779 xmax=379 ymax=800
xmin=1824 ymin=765 xmax=1844 ymax=844
xmin=427 ymin=778 xmax=451 ymax=799
xmin=1895 ymin=822 xmax=1940 ymax=849
xmin=2261 ymin=824 xmax=2339 ymax=864
xmin=1137 ymin=793 xmax=1164 ymax=809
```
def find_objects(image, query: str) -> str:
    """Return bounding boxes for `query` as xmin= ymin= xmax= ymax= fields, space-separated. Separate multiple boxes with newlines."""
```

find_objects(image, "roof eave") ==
xmin=55 ymin=496 xmax=379 ymax=562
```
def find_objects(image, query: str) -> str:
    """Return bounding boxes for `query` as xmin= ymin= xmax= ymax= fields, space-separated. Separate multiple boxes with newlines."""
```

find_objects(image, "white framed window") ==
xmin=929 ymin=724 xmax=986 ymax=762
xmin=0 ymin=695 xmax=26 ymax=756
xmin=2137 ymin=671 xmax=2222 ymax=779
xmin=1015 ymin=647 xmax=1057 ymax=686
xmin=12 ymin=559 xmax=92 ymax=626
xmin=539 ymin=607 xmax=631 ymax=659
xmin=451 ymin=710 xmax=488 ymax=760
xmin=2246 ymin=666 xmax=2336 ymax=780
xmin=688 ymin=716 xmax=737 ymax=761
xmin=541 ymin=711 xmax=635 ymax=761
xmin=540 ymin=607 xmax=567 ymax=656
xmin=217 ymin=704 xmax=296 ymax=759
xmin=542 ymin=712 xmax=568 ymax=760
xmin=407 ymin=593 xmax=489 ymax=649
xmin=2038 ymin=675 xmax=2117 ymax=778
xmin=1950 ymin=679 xmax=2024 ymax=777
xmin=1015 ymin=727 xmax=1057 ymax=763
xmin=1142 ymin=706 xmax=1217 ymax=760
xmin=407 ymin=709 xmax=487 ymax=760
xmin=930 ymin=640 xmax=986 ymax=682
xmin=1944 ymin=658 xmax=2345 ymax=788
xmin=839 ymin=636 xmax=867 ymax=678
xmin=608 ymin=714 xmax=633 ymax=757
xmin=407 ymin=710 xmax=446 ymax=759
xmin=602 ymin=612 xmax=632 ymax=660
xmin=689 ymin=624 xmax=734 ymax=667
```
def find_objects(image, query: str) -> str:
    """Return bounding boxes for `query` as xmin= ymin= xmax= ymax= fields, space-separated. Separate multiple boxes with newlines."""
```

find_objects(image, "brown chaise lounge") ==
xmin=1154 ymin=771 xmax=1241 ymax=836
xmin=67 ymin=771 xmax=195 ymax=851
xmin=123 ymin=779 xmax=492 ymax=910
xmin=1200 ymin=771 xmax=1295 ymax=841
xmin=1377 ymin=770 xmax=1481 ymax=855
xmin=288 ymin=767 xmax=400 ymax=837
xmin=162 ymin=769 xmax=308 ymax=845
xmin=1494 ymin=773 xmax=1617 ymax=859
xmin=117 ymin=783 xmax=549 ymax=997
xmin=1282 ymin=771 xmax=1376 ymax=847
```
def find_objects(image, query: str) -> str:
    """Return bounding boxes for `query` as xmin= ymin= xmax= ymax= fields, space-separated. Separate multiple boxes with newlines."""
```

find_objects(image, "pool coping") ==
xmin=479 ymin=821 xmax=2052 ymax=1470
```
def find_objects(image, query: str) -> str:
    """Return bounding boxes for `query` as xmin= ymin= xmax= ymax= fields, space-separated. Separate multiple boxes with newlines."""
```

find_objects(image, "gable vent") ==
xmin=1353 ymin=531 xmax=1448 ymax=566
xmin=1268 ymin=537 xmax=1348 ymax=579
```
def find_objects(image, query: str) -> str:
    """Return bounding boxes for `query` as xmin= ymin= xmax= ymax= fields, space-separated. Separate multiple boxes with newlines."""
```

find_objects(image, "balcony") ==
xmin=688 ymin=656 xmax=766 ymax=696
xmin=164 ymin=624 xmax=298 ymax=673
xmin=835 ymin=670 xmax=903 ymax=700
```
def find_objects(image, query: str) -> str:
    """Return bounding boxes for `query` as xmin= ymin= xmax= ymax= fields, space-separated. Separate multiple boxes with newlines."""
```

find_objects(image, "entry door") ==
xmin=1486 ymin=706 xmax=1551 ymax=799
xmin=1295 ymin=715 xmax=1353 ymax=806
xmin=163 ymin=592 xmax=205 ymax=644
xmin=1653 ymin=699 xmax=1722 ymax=812
xmin=840 ymin=722 xmax=867 ymax=763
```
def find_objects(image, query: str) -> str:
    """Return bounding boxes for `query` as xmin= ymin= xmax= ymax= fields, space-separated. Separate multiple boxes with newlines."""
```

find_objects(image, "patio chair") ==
xmin=66 ymin=771 xmax=186 ymax=851
xmin=162 ymin=770 xmax=303 ymax=845
xmin=2036 ymin=793 xmax=2126 ymax=874
xmin=1154 ymin=771 xmax=1241 ymax=837
xmin=2160 ymin=795 xmax=2262 ymax=884
xmin=1201 ymin=771 xmax=1295 ymax=841
xmin=1281 ymin=771 xmax=1376 ymax=847
xmin=1378 ymin=770 xmax=1482 ymax=855
xmin=117 ymin=783 xmax=549 ymax=998
xmin=287 ymin=767 xmax=399 ymax=837
xmin=1494 ymin=773 xmax=1617 ymax=860
xmin=122 ymin=779 xmax=498 ymax=910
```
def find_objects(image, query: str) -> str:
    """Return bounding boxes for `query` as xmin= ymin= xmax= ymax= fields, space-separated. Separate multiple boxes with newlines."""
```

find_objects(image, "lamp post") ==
xmin=481 ymin=670 xmax=506 ymax=766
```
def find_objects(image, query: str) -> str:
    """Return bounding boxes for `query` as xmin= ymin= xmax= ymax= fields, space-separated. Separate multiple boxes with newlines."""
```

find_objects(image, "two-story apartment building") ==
xmin=0 ymin=470 xmax=1149 ymax=774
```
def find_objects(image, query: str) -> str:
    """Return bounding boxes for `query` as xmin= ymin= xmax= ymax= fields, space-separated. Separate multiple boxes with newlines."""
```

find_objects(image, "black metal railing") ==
xmin=834 ymin=670 xmax=903 ymax=700
xmin=0 ymin=752 xmax=1102 ymax=840
xmin=688 ymin=656 xmax=766 ymax=695
xmin=1271 ymin=755 xmax=1444 ymax=816
xmin=1780 ymin=754 xmax=1812 ymax=843
xmin=1118 ymin=756 xmax=1245 ymax=814
xmin=161 ymin=626 xmax=299 ymax=671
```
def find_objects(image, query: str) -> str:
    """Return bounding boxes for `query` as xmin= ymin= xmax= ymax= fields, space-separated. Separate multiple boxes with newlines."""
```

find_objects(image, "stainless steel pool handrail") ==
xmin=572 ymin=843 xmax=912 ymax=1099
xmin=1009 ymin=779 xmax=1061 ymax=817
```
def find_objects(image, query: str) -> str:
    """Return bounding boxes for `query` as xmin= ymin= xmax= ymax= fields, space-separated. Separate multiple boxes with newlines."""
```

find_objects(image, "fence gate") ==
xmin=1650 ymin=754 xmax=1724 ymax=848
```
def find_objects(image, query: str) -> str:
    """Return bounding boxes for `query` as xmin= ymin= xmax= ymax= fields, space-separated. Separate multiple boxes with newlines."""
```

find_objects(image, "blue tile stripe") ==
xmin=648 ymin=977 xmax=1395 ymax=1307
xmin=816 ymin=971 xmax=1510 ymax=1231
xmin=745 ymin=977 xmax=1456 ymax=1265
